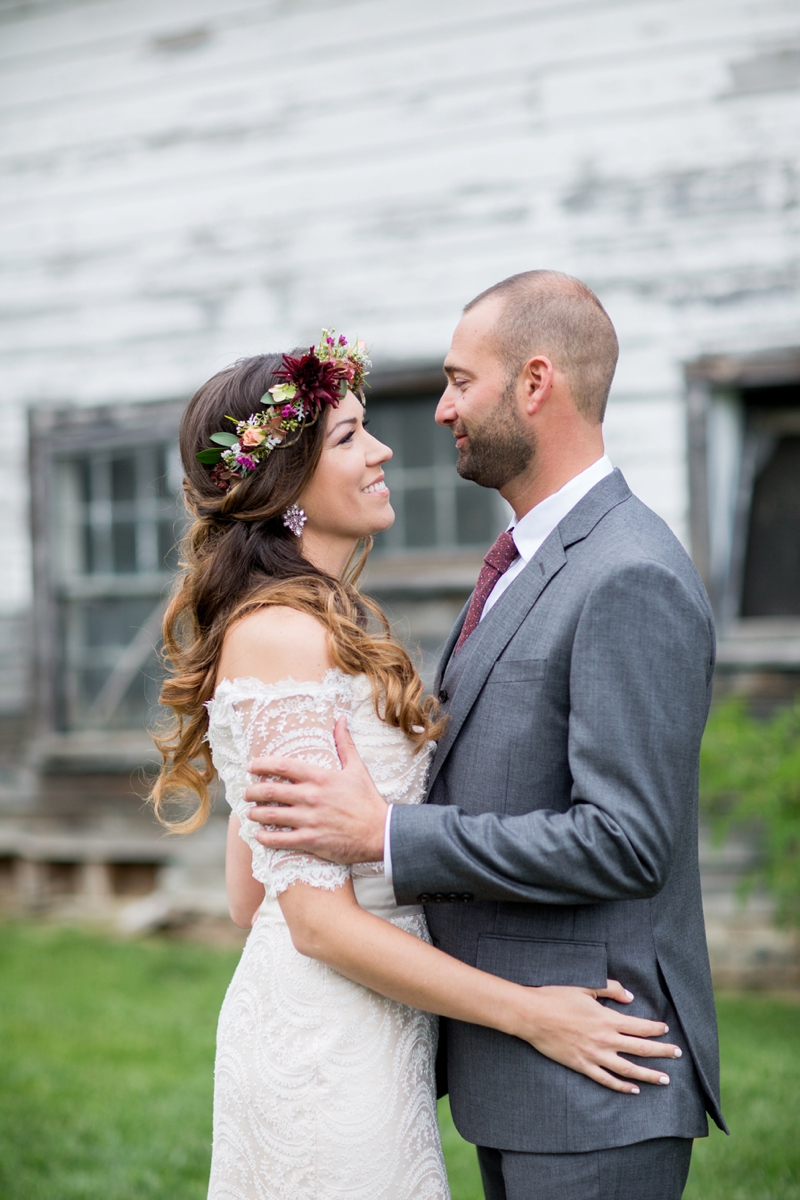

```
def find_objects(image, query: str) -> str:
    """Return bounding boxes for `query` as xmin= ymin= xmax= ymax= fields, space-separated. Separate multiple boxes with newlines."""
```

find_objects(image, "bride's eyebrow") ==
xmin=327 ymin=417 xmax=359 ymax=438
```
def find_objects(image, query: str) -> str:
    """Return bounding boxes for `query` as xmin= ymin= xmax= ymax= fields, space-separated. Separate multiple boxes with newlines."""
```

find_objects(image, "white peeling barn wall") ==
xmin=2 ymin=0 xmax=800 ymax=635
xmin=1 ymin=0 xmax=800 ymax=954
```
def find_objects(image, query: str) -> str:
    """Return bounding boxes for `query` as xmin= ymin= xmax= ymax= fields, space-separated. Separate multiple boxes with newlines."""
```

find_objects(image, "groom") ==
xmin=246 ymin=271 xmax=726 ymax=1199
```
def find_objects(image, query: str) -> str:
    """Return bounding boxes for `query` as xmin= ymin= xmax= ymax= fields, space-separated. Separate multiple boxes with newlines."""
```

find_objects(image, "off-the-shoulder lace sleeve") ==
xmin=207 ymin=673 xmax=353 ymax=897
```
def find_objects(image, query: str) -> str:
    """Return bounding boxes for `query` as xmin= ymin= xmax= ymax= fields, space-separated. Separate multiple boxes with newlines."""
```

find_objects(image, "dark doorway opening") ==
xmin=741 ymin=383 xmax=800 ymax=618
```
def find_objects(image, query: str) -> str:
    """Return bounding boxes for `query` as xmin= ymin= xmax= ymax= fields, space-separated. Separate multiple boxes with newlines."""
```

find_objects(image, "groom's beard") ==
xmin=454 ymin=381 xmax=534 ymax=490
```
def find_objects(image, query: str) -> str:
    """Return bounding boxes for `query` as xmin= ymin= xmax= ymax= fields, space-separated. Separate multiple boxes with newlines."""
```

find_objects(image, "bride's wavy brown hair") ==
xmin=149 ymin=352 xmax=446 ymax=833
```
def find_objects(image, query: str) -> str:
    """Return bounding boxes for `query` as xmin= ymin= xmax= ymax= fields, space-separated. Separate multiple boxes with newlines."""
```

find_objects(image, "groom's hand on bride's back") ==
xmin=245 ymin=718 xmax=386 ymax=863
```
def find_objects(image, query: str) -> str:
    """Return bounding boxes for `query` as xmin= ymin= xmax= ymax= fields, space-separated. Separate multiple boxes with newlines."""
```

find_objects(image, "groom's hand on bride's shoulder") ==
xmin=244 ymin=718 xmax=387 ymax=864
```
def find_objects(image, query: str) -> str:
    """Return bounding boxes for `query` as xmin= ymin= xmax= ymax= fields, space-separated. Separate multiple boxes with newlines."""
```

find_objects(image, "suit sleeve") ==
xmin=390 ymin=561 xmax=715 ymax=906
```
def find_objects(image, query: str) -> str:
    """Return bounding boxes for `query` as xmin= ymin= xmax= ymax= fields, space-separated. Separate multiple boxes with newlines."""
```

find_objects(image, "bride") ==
xmin=150 ymin=333 xmax=678 ymax=1200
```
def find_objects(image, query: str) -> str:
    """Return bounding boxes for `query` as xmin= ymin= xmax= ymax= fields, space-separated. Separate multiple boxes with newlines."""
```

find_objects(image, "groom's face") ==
xmin=438 ymin=298 xmax=534 ymax=491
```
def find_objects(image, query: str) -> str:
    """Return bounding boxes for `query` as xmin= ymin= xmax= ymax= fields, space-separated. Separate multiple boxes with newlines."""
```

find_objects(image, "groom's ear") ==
xmin=521 ymin=355 xmax=554 ymax=414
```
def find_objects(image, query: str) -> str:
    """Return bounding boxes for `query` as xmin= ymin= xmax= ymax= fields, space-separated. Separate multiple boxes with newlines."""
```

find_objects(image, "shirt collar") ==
xmin=510 ymin=455 xmax=614 ymax=562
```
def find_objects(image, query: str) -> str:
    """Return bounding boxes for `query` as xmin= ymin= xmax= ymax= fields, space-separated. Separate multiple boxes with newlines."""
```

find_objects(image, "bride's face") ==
xmin=298 ymin=390 xmax=394 ymax=542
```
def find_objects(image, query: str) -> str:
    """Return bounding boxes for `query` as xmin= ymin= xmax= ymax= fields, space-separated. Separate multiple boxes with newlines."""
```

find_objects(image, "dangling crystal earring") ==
xmin=282 ymin=503 xmax=307 ymax=537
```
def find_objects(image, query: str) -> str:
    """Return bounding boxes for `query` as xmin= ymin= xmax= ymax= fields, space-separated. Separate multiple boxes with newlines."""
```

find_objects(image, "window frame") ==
xmin=30 ymin=399 xmax=185 ymax=739
xmin=685 ymin=348 xmax=800 ymax=672
xmin=364 ymin=366 xmax=508 ymax=561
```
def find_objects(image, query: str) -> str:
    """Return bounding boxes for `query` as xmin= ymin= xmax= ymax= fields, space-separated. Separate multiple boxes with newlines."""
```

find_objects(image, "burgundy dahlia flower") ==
xmin=276 ymin=349 xmax=346 ymax=412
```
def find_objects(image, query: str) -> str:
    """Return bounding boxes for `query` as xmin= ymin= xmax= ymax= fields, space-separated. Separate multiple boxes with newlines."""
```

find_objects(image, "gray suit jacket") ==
xmin=391 ymin=470 xmax=726 ymax=1153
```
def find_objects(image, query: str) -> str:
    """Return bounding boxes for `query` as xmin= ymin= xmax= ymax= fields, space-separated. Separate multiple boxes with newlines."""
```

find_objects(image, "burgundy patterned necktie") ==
xmin=455 ymin=529 xmax=518 ymax=653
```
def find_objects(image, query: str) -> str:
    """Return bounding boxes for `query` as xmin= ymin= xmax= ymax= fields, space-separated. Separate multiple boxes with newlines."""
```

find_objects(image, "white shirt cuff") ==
xmin=383 ymin=804 xmax=394 ymax=886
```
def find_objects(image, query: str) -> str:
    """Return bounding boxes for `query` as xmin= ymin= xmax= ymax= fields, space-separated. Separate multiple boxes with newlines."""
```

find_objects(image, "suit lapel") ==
xmin=427 ymin=535 xmax=567 ymax=790
xmin=427 ymin=469 xmax=632 ymax=792
xmin=433 ymin=598 xmax=470 ymax=693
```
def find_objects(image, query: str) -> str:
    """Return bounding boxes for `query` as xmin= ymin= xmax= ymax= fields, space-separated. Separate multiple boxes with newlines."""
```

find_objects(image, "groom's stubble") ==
xmin=454 ymin=375 xmax=535 ymax=491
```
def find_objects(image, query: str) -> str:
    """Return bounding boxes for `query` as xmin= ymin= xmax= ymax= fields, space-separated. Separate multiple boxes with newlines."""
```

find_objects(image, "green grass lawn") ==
xmin=0 ymin=922 xmax=797 ymax=1199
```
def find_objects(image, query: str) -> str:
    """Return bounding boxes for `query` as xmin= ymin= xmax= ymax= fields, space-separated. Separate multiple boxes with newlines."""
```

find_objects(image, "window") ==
xmin=687 ymin=362 xmax=800 ymax=628
xmin=65 ymin=446 xmax=182 ymax=578
xmin=365 ymin=392 xmax=505 ymax=555
xmin=32 ymin=401 xmax=185 ymax=735
xmin=740 ymin=399 xmax=800 ymax=617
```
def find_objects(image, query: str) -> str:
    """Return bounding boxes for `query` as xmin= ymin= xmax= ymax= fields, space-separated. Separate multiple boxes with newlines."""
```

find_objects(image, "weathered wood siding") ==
xmin=2 ymin=0 xmax=800 ymax=673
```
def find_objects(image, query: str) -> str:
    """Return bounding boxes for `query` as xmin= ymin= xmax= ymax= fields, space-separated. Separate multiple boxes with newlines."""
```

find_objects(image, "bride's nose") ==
xmin=367 ymin=434 xmax=392 ymax=466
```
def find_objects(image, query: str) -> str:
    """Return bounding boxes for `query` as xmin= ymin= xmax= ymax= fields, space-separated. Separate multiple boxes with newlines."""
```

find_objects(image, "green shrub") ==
xmin=700 ymin=699 xmax=800 ymax=926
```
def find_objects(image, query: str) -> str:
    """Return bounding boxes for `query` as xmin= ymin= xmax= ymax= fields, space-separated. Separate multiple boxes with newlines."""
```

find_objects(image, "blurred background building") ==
xmin=1 ymin=0 xmax=799 ymax=973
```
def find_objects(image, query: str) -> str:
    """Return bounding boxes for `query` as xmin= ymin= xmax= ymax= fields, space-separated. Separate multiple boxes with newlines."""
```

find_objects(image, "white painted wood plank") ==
xmin=0 ymin=0 xmax=799 ymax=620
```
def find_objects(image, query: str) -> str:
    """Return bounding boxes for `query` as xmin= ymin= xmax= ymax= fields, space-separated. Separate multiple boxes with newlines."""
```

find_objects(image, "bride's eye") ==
xmin=338 ymin=430 xmax=355 ymax=445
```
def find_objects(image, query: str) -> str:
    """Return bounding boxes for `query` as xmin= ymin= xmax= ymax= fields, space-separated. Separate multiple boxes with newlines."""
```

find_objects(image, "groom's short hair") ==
xmin=464 ymin=270 xmax=619 ymax=424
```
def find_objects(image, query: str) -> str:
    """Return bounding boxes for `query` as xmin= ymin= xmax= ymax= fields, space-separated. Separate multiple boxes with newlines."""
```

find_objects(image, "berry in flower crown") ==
xmin=196 ymin=330 xmax=371 ymax=492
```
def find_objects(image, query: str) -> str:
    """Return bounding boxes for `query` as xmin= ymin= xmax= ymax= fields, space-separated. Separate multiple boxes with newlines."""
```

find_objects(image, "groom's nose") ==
xmin=435 ymin=388 xmax=457 ymax=427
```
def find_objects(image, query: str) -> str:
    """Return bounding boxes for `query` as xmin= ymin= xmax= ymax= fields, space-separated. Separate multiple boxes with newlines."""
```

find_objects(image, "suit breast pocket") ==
xmin=476 ymin=934 xmax=607 ymax=988
xmin=487 ymin=658 xmax=547 ymax=684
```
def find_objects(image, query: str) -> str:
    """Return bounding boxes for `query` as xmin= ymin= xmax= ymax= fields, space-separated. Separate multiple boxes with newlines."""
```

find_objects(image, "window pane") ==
xmin=79 ymin=668 xmax=110 ymax=711
xmin=159 ymin=519 xmax=180 ymax=571
xmin=154 ymin=446 xmax=172 ymax=498
xmin=456 ymin=487 xmax=498 ymax=547
xmin=111 ymin=456 xmax=137 ymax=503
xmin=404 ymin=488 xmax=437 ymax=547
xmin=53 ymin=434 xmax=181 ymax=732
xmin=77 ymin=459 xmax=92 ymax=503
xmin=82 ymin=523 xmax=95 ymax=575
xmin=401 ymin=403 xmax=438 ymax=469
xmin=67 ymin=597 xmax=164 ymax=729
xmin=112 ymin=521 xmax=137 ymax=573
xmin=742 ymin=436 xmax=800 ymax=616
xmin=363 ymin=405 xmax=396 ymax=450
xmin=82 ymin=597 xmax=154 ymax=649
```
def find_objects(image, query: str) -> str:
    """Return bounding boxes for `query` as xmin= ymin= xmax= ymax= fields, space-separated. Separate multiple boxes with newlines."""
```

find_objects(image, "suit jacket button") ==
xmin=433 ymin=893 xmax=445 ymax=902
xmin=438 ymin=687 xmax=448 ymax=703
xmin=447 ymin=893 xmax=459 ymax=901
xmin=418 ymin=893 xmax=431 ymax=902
xmin=461 ymin=893 xmax=473 ymax=902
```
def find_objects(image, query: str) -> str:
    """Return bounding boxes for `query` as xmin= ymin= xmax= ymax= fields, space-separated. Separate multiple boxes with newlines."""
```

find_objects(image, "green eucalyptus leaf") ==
xmin=196 ymin=448 xmax=224 ymax=464
xmin=338 ymin=378 xmax=349 ymax=398
xmin=210 ymin=432 xmax=238 ymax=447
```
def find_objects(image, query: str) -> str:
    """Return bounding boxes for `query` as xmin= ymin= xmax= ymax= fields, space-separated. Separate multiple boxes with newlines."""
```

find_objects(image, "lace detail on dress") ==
xmin=389 ymin=913 xmax=431 ymax=940
xmin=205 ymin=670 xmax=448 ymax=1200
xmin=208 ymin=672 xmax=353 ymax=898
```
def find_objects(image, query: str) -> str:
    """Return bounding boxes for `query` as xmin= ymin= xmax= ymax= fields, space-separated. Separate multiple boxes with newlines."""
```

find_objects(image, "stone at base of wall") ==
xmin=700 ymin=824 xmax=800 ymax=988
xmin=705 ymin=906 xmax=800 ymax=989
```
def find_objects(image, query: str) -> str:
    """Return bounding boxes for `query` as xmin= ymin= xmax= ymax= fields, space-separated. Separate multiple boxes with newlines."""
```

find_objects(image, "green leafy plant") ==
xmin=700 ymin=698 xmax=800 ymax=926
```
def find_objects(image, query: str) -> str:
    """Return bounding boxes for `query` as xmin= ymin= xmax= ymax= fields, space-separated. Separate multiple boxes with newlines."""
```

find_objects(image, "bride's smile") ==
xmin=297 ymin=389 xmax=395 ymax=575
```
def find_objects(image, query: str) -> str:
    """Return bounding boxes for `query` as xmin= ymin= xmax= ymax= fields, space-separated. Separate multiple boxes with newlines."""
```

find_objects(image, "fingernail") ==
xmin=663 ymin=1025 xmax=669 ymax=1033
xmin=624 ymin=990 xmax=634 ymax=1000
xmin=673 ymin=1048 xmax=682 ymax=1058
xmin=631 ymin=1086 xmax=640 ymax=1095
xmin=659 ymin=1075 xmax=670 ymax=1085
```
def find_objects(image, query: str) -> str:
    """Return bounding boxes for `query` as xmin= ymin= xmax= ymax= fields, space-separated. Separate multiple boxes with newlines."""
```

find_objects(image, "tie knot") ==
xmin=484 ymin=529 xmax=518 ymax=574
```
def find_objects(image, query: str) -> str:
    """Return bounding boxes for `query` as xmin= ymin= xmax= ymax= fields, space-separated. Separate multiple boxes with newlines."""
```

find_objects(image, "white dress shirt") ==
xmin=480 ymin=454 xmax=614 ymax=620
xmin=383 ymin=455 xmax=614 ymax=885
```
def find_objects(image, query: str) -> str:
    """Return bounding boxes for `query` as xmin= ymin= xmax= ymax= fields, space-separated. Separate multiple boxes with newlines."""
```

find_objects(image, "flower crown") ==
xmin=196 ymin=329 xmax=371 ymax=492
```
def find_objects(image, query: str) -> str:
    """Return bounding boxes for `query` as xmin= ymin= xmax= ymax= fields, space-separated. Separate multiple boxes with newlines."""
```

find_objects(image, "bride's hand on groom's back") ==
xmin=520 ymin=979 xmax=681 ymax=1094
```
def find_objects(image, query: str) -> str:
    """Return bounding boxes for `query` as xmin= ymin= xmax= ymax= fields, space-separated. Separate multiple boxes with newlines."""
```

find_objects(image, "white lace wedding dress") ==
xmin=205 ymin=669 xmax=450 ymax=1200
